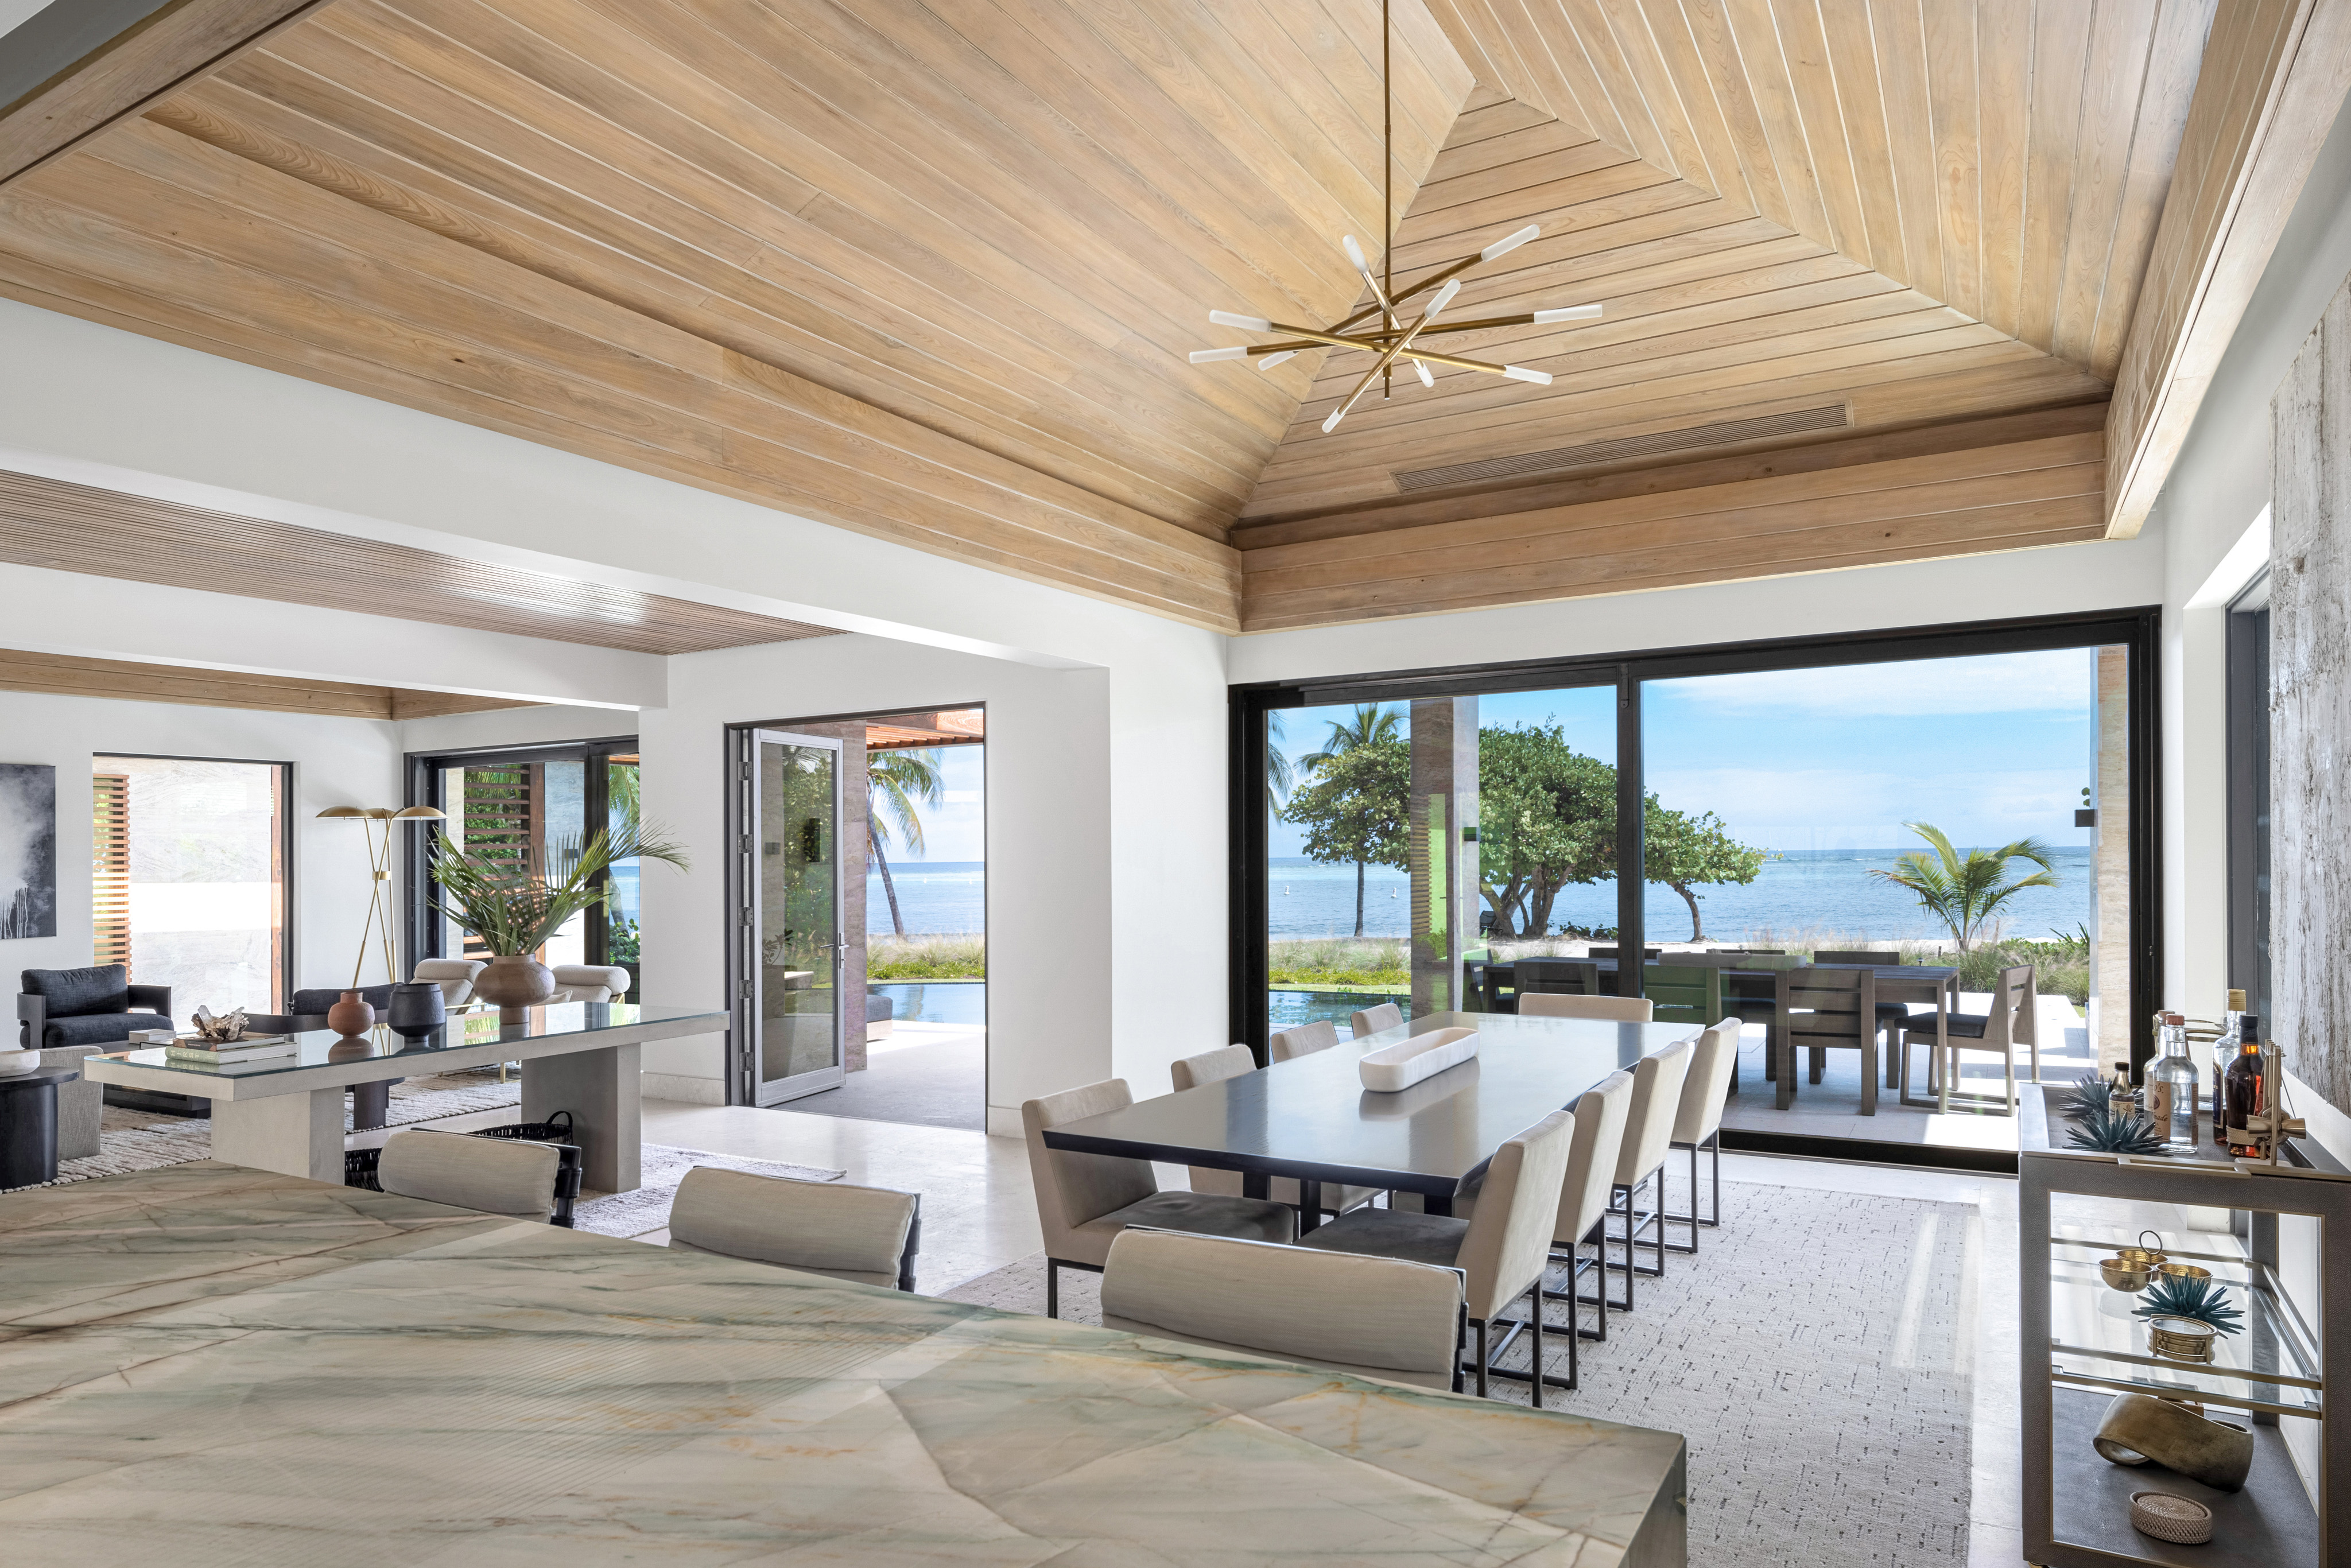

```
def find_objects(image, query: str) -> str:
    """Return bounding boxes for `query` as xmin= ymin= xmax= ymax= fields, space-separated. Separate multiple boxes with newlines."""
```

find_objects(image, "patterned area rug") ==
xmin=941 ymin=1178 xmax=1977 ymax=1568
xmin=572 ymin=1146 xmax=842 ymax=1239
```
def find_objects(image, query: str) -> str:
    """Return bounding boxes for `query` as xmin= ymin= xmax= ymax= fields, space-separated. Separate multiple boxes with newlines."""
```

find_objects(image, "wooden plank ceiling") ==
xmin=0 ymin=645 xmax=542 ymax=719
xmin=0 ymin=0 xmax=2291 ymax=632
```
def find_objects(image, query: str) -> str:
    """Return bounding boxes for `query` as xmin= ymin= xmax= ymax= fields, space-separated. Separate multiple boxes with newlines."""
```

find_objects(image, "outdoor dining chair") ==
xmin=1899 ymin=964 xmax=2033 ymax=1115
xmin=1772 ymin=966 xmax=1879 ymax=1113
xmin=1642 ymin=962 xmax=1722 ymax=1027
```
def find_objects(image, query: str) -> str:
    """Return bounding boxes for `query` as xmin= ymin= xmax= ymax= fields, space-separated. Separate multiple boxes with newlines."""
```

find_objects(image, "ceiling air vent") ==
xmin=1392 ymin=403 xmax=1851 ymax=492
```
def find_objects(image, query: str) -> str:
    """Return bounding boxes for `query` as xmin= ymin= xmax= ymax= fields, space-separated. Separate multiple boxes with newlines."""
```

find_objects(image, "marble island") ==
xmin=0 ymin=1163 xmax=1687 ymax=1565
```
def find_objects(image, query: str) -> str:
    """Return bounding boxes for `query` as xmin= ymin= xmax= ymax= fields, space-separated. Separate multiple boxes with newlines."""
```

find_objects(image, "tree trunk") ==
xmin=1671 ymin=882 xmax=1704 ymax=941
xmin=1353 ymin=858 xmax=1367 ymax=938
xmin=873 ymin=830 xmax=907 ymax=938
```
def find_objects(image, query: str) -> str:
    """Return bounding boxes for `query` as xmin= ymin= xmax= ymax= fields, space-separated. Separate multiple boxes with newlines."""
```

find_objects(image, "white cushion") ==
xmin=410 ymin=958 xmax=485 ymax=1005
xmin=378 ymin=1129 xmax=558 ymax=1222
xmin=669 ymin=1166 xmax=914 ymax=1281
xmin=549 ymin=964 xmax=631 ymax=1004
xmin=1520 ymin=993 xmax=1653 ymax=1022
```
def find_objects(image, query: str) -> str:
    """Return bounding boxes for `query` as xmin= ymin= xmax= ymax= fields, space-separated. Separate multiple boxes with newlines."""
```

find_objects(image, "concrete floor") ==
xmin=780 ymin=1023 xmax=986 ymax=1131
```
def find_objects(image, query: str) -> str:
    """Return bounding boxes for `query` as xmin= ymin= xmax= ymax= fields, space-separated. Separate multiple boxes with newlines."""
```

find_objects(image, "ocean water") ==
xmin=1270 ymin=847 xmax=2096 ymax=944
xmin=866 ymin=861 xmax=984 ymax=934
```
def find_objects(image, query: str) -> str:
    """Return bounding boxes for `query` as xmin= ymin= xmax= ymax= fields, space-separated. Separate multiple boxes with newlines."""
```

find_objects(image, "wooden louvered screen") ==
xmin=91 ymin=773 xmax=130 ymax=972
xmin=456 ymin=764 xmax=542 ymax=958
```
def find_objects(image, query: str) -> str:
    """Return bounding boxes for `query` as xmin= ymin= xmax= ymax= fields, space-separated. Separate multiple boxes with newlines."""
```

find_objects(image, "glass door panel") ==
xmin=753 ymin=731 xmax=844 ymax=1103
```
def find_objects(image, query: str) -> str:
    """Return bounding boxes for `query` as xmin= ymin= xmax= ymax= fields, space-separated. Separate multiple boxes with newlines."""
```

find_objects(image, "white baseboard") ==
xmin=986 ymin=1105 xmax=1022 ymax=1139
xmin=642 ymin=1071 xmax=725 ymax=1106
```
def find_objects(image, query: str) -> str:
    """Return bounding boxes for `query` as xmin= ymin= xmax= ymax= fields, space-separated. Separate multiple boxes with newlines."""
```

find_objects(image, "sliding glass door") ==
xmin=743 ymin=730 xmax=845 ymax=1104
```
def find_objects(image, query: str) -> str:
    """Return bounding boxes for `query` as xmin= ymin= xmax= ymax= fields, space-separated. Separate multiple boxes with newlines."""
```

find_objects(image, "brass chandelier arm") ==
xmin=1324 ymin=310 xmax=1440 ymax=430
xmin=1329 ymin=253 xmax=1485 ymax=335
xmin=1255 ymin=323 xmax=1518 ymax=376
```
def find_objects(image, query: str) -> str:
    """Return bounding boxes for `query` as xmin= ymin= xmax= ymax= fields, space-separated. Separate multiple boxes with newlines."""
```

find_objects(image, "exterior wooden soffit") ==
xmin=2105 ymin=0 xmax=2351 ymax=538
xmin=0 ymin=0 xmax=339 ymax=187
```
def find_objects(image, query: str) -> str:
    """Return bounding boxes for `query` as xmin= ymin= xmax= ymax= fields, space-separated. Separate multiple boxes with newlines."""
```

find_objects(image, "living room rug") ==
xmin=571 ymin=1144 xmax=842 ymax=1238
xmin=940 ymin=1180 xmax=1977 ymax=1568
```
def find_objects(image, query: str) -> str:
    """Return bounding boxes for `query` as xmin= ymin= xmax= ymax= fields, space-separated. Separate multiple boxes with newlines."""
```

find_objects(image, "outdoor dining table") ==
xmin=1042 ymin=1010 xmax=1700 ymax=1232
xmin=1472 ymin=957 xmax=1964 ymax=1109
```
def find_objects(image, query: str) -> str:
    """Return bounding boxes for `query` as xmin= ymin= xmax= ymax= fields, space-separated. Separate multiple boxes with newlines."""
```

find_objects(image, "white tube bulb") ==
xmin=1343 ymin=234 xmax=1370 ymax=271
xmin=1322 ymin=406 xmax=1347 ymax=433
xmin=1209 ymin=309 xmax=1272 ymax=331
xmin=1502 ymin=364 xmax=1553 ymax=385
xmin=1258 ymin=351 xmax=1297 ymax=371
xmin=1480 ymin=224 xmax=1541 ymax=261
xmin=1189 ymin=346 xmax=1248 ymax=363
xmin=1532 ymin=304 xmax=1603 ymax=324
xmin=1414 ymin=359 xmax=1434 ymax=388
xmin=1424 ymin=279 xmax=1462 ymax=320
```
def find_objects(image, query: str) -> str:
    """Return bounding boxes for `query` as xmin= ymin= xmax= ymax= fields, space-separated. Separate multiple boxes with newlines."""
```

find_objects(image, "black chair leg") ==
xmin=1528 ymin=1291 xmax=1544 ymax=1408
xmin=1046 ymin=1260 xmax=1058 ymax=1319
xmin=1475 ymin=1317 xmax=1490 ymax=1398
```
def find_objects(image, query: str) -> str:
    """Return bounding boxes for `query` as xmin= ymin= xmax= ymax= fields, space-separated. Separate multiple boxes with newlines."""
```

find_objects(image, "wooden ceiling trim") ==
xmin=0 ymin=646 xmax=545 ymax=720
xmin=2107 ymin=0 xmax=2351 ymax=538
xmin=0 ymin=0 xmax=332 ymax=185
xmin=0 ymin=468 xmax=841 ymax=655
xmin=1237 ymin=430 xmax=2108 ymax=630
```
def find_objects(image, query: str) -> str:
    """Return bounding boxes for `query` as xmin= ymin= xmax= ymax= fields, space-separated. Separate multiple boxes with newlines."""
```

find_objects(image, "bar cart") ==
xmin=2023 ymin=1143 xmax=2348 ymax=1565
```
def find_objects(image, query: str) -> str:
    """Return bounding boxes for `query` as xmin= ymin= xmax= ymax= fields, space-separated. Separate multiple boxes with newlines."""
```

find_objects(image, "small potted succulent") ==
xmin=429 ymin=821 xmax=688 ymax=1016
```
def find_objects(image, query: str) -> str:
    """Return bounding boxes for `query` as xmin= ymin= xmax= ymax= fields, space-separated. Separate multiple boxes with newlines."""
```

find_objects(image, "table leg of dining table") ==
xmin=1297 ymin=1180 xmax=1322 ymax=1235
xmin=523 ymin=1042 xmax=641 ymax=1194
xmin=211 ymin=1088 xmax=344 ymax=1184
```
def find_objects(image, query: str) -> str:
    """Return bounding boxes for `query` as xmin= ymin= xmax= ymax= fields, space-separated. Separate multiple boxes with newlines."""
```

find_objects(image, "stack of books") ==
xmin=165 ymin=1035 xmax=297 ymax=1071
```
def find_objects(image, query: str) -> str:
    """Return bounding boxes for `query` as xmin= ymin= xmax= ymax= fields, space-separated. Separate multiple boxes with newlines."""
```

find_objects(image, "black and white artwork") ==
xmin=0 ymin=763 xmax=57 ymax=940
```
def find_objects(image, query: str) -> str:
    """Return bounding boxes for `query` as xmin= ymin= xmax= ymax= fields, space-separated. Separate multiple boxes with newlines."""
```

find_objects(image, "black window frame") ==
xmin=2226 ymin=572 xmax=2272 ymax=1022
xmin=1231 ymin=606 xmax=2164 ymax=1129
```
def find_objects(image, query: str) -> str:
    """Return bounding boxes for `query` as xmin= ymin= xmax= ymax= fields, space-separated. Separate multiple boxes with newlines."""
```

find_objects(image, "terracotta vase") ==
xmin=325 ymin=989 xmax=375 ymax=1036
xmin=474 ymin=954 xmax=556 ymax=1018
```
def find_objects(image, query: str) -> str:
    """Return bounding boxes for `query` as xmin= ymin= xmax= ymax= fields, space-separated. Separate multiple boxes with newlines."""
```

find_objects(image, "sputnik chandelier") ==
xmin=1188 ymin=0 xmax=1600 ymax=432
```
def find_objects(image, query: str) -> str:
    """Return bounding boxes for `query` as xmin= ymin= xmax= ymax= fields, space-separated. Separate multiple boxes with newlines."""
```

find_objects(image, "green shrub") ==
xmin=1270 ymin=937 xmax=1408 ymax=987
xmin=868 ymin=933 xmax=986 ymax=980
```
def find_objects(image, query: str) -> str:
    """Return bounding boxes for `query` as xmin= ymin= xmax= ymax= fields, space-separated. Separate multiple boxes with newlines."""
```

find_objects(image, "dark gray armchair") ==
xmin=18 ymin=965 xmax=172 ymax=1050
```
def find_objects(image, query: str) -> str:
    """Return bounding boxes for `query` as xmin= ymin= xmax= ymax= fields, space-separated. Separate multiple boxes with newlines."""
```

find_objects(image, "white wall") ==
xmin=0 ymin=689 xmax=398 ymax=1015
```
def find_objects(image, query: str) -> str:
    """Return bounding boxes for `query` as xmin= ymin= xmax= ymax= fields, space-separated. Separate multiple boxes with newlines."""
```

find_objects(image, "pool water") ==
xmin=870 ymin=981 xmax=986 ymax=1026
xmin=1267 ymin=989 xmax=1414 ymax=1037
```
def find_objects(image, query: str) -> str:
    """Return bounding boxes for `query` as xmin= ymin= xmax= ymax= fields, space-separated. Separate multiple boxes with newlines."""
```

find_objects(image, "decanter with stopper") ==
xmin=2147 ymin=1012 xmax=2198 ymax=1151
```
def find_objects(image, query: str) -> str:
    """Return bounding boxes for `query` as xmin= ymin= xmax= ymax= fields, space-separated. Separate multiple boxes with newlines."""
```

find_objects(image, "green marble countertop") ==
xmin=0 ymin=1162 xmax=1687 ymax=1565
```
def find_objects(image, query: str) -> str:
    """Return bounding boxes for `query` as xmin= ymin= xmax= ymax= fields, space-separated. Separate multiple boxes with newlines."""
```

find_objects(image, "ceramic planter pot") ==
xmin=0 ymin=1048 xmax=41 ymax=1077
xmin=474 ymin=954 xmax=556 ymax=1015
xmin=385 ymin=981 xmax=447 ymax=1039
xmin=325 ymin=989 xmax=375 ymax=1036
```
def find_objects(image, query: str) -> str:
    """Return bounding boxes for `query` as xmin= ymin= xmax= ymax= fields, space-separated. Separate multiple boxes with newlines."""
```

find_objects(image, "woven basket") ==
xmin=2131 ymin=1491 xmax=2214 ymax=1544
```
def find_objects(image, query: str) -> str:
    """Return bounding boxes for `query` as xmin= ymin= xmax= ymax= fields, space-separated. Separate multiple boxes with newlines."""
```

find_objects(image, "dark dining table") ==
xmin=1042 ymin=1011 xmax=1700 ymax=1231
xmin=1471 ymin=956 xmax=1962 ymax=1109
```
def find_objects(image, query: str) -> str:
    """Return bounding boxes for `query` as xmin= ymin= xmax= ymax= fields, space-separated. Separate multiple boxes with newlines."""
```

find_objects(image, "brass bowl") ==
xmin=2148 ymin=1315 xmax=2219 ymax=1364
xmin=2157 ymin=1262 xmax=2213 ymax=1284
xmin=2101 ymin=1258 xmax=2154 ymax=1291
xmin=2115 ymin=1245 xmax=2168 ymax=1268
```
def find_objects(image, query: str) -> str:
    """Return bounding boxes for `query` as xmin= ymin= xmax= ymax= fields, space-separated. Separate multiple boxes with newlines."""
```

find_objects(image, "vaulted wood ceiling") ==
xmin=0 ymin=0 xmax=2341 ymax=634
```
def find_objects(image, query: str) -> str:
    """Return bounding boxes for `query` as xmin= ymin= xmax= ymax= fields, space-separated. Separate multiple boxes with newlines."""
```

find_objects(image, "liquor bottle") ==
xmin=2224 ymin=1014 xmax=2266 ymax=1157
xmin=2212 ymin=989 xmax=2245 ymax=1145
xmin=2147 ymin=1012 xmax=2198 ymax=1151
xmin=2109 ymin=1063 xmax=2138 ymax=1119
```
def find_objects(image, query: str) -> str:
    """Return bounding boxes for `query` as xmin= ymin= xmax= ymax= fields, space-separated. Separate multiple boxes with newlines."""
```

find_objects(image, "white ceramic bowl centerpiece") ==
xmin=1359 ymin=1026 xmax=1480 ymax=1092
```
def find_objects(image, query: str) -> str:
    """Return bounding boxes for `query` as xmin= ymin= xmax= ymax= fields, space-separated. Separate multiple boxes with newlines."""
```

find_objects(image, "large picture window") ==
xmin=1232 ymin=610 xmax=2159 ymax=1166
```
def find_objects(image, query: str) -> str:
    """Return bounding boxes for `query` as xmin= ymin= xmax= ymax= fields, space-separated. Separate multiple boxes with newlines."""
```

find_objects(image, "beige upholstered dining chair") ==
xmin=1900 ymin=965 xmax=2032 ymax=1115
xmin=377 ymin=1128 xmax=565 ymax=1223
xmin=1349 ymin=1002 xmax=1403 ymax=1037
xmin=1100 ymin=1229 xmax=1465 ymax=1391
xmin=1299 ymin=1107 xmax=1578 ymax=1402
xmin=1665 ymin=1019 xmax=1741 ymax=1250
xmin=1519 ymin=992 xmax=1654 ymax=1022
xmin=668 ymin=1167 xmax=920 ymax=1290
xmin=1601 ymin=1036 xmax=1695 ymax=1312
xmin=1170 ymin=1048 xmax=1377 ymax=1215
xmin=1022 ymin=1078 xmax=1295 ymax=1318
xmin=1537 ymin=1069 xmax=1633 ymax=1391
xmin=1269 ymin=1019 xmax=1341 ymax=1062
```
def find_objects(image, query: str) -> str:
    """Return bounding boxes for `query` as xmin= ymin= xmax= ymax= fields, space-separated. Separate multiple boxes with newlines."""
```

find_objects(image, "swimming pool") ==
xmin=871 ymin=981 xmax=986 ymax=1026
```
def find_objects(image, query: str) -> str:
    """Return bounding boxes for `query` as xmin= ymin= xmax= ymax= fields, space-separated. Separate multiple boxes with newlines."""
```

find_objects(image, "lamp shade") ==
xmin=316 ymin=806 xmax=367 ymax=820
xmin=392 ymin=806 xmax=446 ymax=821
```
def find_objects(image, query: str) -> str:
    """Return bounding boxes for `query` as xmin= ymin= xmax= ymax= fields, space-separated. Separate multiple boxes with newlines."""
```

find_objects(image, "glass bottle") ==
xmin=2212 ymin=989 xmax=2245 ymax=1146
xmin=2224 ymin=1014 xmax=2267 ymax=1158
xmin=2147 ymin=1012 xmax=2198 ymax=1151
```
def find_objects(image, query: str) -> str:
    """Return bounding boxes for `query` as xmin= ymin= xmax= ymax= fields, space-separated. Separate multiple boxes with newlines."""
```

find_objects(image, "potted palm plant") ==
xmin=429 ymin=820 xmax=689 ymax=1014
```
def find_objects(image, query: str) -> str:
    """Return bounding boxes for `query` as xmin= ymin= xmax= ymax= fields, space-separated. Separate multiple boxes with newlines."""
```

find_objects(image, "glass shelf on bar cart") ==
xmin=2047 ymin=1240 xmax=2323 ymax=1415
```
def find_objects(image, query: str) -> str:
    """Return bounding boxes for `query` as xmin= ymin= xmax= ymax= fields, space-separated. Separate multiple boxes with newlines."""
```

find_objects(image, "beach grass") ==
xmin=868 ymin=933 xmax=986 ymax=980
xmin=1270 ymin=937 xmax=1409 ymax=989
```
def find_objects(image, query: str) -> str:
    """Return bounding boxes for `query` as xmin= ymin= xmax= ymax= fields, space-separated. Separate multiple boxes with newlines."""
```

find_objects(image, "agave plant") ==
xmin=430 ymin=819 xmax=689 ymax=957
xmin=2135 ymin=1273 xmax=2245 ymax=1336
xmin=2065 ymin=1103 xmax=2168 ymax=1155
xmin=2062 ymin=1072 xmax=2111 ymax=1122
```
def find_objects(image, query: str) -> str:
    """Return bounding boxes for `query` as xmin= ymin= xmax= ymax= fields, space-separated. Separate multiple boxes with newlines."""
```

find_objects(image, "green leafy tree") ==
xmin=868 ymin=748 xmax=945 ymax=938
xmin=1644 ymin=803 xmax=1768 ymax=941
xmin=1476 ymin=724 xmax=1617 ymax=937
xmin=1278 ymin=738 xmax=1410 ymax=936
xmin=1869 ymin=821 xmax=2057 ymax=952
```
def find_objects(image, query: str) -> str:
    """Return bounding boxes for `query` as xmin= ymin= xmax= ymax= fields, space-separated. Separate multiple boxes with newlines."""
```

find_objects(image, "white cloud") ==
xmin=1651 ymin=765 xmax=2085 ymax=848
xmin=1649 ymin=648 xmax=2098 ymax=716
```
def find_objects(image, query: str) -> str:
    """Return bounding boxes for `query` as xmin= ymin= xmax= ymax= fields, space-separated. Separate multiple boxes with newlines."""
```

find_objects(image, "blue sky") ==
xmin=880 ymin=743 xmax=985 ymax=863
xmin=1269 ymin=647 xmax=2100 ymax=856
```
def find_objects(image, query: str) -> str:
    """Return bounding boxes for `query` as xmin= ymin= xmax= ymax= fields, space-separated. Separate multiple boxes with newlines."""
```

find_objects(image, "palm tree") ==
xmin=1267 ymin=710 xmax=1295 ymax=804
xmin=1299 ymin=704 xmax=1405 ymax=937
xmin=1869 ymin=821 xmax=2058 ymax=952
xmin=868 ymin=748 xmax=944 ymax=938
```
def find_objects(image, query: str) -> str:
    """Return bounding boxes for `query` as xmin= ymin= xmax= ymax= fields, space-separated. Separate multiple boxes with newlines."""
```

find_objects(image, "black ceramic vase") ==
xmin=385 ymin=981 xmax=447 ymax=1039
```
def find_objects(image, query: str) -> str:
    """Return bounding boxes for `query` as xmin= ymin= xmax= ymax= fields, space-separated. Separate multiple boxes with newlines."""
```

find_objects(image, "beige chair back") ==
xmin=1453 ymin=1107 xmax=1577 ymax=1319
xmin=1172 ymin=1046 xmax=1258 ymax=1198
xmin=1519 ymin=992 xmax=1654 ymax=1022
xmin=1349 ymin=1002 xmax=1404 ymax=1037
xmin=1613 ymin=1037 xmax=1696 ymax=1185
xmin=1992 ymin=965 xmax=2034 ymax=1047
xmin=1270 ymin=1019 xmax=1340 ymax=1062
xmin=1100 ymin=1228 xmax=1462 ymax=1390
xmin=1022 ymin=1079 xmax=1157 ymax=1260
xmin=1557 ymin=1070 xmax=1634 ymax=1247
xmin=1672 ymin=1018 xmax=1742 ymax=1144
xmin=378 ymin=1128 xmax=558 ymax=1221
xmin=410 ymin=958 xmax=485 ymax=1005
xmin=668 ymin=1166 xmax=917 ymax=1289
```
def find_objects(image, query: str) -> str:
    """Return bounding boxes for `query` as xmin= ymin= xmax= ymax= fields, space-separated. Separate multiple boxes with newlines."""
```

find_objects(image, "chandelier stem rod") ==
xmin=1383 ymin=0 xmax=1391 ymax=401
